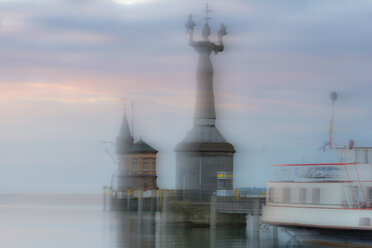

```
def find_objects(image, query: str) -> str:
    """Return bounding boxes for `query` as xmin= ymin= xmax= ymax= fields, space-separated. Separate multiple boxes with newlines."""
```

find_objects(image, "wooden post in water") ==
xmin=162 ymin=190 xmax=168 ymax=224
xmin=210 ymin=194 xmax=217 ymax=229
xmin=137 ymin=191 xmax=143 ymax=248
xmin=138 ymin=190 xmax=143 ymax=225
xmin=253 ymin=198 xmax=260 ymax=241
xmin=273 ymin=226 xmax=278 ymax=245
xmin=210 ymin=227 xmax=216 ymax=248
xmin=156 ymin=190 xmax=160 ymax=212
xmin=150 ymin=195 xmax=156 ymax=224
xmin=150 ymin=193 xmax=156 ymax=214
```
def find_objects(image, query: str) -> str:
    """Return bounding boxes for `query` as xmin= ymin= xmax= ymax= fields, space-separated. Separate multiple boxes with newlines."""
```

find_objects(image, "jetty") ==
xmin=105 ymin=189 xmax=265 ymax=228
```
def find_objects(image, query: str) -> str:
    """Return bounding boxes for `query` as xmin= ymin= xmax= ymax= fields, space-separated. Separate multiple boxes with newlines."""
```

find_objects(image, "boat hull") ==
xmin=267 ymin=224 xmax=372 ymax=246
xmin=262 ymin=205 xmax=372 ymax=246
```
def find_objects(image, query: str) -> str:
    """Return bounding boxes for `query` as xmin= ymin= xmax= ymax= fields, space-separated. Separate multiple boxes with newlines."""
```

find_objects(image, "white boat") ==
xmin=261 ymin=147 xmax=372 ymax=246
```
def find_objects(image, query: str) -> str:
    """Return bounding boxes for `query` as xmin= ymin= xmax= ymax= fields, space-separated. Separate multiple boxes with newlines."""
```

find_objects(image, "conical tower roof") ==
xmin=118 ymin=111 xmax=133 ymax=140
xmin=116 ymin=111 xmax=134 ymax=155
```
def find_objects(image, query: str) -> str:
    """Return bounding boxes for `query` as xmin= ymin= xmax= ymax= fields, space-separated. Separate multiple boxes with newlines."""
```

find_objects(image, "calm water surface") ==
xmin=0 ymin=205 xmax=329 ymax=248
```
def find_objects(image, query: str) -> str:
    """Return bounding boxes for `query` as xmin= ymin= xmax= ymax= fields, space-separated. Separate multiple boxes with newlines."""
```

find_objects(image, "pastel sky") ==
xmin=1 ymin=0 xmax=372 ymax=193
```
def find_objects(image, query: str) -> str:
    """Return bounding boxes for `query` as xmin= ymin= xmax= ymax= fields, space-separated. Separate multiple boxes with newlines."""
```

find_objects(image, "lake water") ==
xmin=0 ymin=204 xmax=331 ymax=248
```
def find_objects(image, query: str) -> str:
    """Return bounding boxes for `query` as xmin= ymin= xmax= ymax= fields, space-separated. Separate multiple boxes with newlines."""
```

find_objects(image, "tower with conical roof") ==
xmin=116 ymin=110 xmax=158 ymax=191
xmin=116 ymin=111 xmax=134 ymax=191
xmin=175 ymin=9 xmax=235 ymax=194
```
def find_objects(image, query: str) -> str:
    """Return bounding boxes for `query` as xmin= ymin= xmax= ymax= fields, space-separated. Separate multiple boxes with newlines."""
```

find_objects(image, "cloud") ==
xmin=113 ymin=0 xmax=155 ymax=5
xmin=29 ymin=83 xmax=77 ymax=91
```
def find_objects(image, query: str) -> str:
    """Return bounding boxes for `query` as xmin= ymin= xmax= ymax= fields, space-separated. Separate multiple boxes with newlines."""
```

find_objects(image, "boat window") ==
xmin=368 ymin=151 xmax=372 ymax=164
xmin=312 ymin=188 xmax=320 ymax=204
xmin=359 ymin=217 xmax=371 ymax=226
xmin=364 ymin=151 xmax=369 ymax=163
xmin=299 ymin=188 xmax=306 ymax=204
xmin=356 ymin=150 xmax=366 ymax=163
xmin=283 ymin=187 xmax=291 ymax=203
xmin=367 ymin=187 xmax=372 ymax=201
xmin=353 ymin=186 xmax=362 ymax=204
xmin=268 ymin=187 xmax=275 ymax=202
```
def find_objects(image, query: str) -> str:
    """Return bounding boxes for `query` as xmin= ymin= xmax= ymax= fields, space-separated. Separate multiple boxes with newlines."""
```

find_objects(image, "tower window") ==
xmin=143 ymin=159 xmax=149 ymax=171
xmin=152 ymin=159 xmax=156 ymax=171
xmin=132 ymin=158 xmax=138 ymax=172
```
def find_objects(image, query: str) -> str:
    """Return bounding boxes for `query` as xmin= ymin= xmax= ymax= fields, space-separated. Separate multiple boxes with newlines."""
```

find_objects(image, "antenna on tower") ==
xmin=131 ymin=100 xmax=134 ymax=137
xmin=203 ymin=3 xmax=211 ymax=24
xmin=120 ymin=97 xmax=134 ymax=137
xmin=121 ymin=97 xmax=127 ymax=113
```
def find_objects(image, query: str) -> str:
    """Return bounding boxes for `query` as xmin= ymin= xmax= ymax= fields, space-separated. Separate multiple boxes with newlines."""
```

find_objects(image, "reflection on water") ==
xmin=0 ymin=205 xmax=327 ymax=248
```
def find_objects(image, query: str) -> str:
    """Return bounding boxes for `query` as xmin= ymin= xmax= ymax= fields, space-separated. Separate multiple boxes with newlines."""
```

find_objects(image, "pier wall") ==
xmin=165 ymin=200 xmax=247 ymax=226
xmin=108 ymin=190 xmax=265 ymax=227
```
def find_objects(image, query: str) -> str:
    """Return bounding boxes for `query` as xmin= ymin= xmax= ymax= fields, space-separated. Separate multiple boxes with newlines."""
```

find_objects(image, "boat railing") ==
xmin=272 ymin=163 xmax=372 ymax=182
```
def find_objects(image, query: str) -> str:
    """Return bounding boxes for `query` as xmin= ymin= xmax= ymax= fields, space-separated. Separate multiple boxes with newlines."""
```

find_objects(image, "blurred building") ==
xmin=116 ymin=111 xmax=158 ymax=191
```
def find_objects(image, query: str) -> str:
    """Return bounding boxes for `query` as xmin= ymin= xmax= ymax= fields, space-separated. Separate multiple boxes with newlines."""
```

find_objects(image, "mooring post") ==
xmin=273 ymin=226 xmax=278 ymax=245
xmin=162 ymin=190 xmax=168 ymax=224
xmin=108 ymin=187 xmax=113 ymax=211
xmin=138 ymin=190 xmax=143 ymax=225
xmin=151 ymin=192 xmax=156 ymax=213
xmin=102 ymin=186 xmax=107 ymax=211
xmin=150 ymin=194 xmax=155 ymax=212
xmin=210 ymin=227 xmax=216 ymax=248
xmin=210 ymin=194 xmax=217 ymax=229
xmin=137 ymin=222 xmax=142 ymax=248
xmin=253 ymin=198 xmax=260 ymax=241
xmin=156 ymin=190 xmax=160 ymax=212
xmin=150 ymin=195 xmax=156 ymax=224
